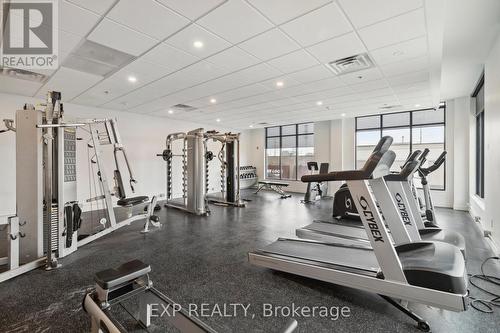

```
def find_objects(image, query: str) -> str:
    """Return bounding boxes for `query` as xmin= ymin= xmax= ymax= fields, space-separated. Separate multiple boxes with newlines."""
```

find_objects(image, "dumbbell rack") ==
xmin=239 ymin=166 xmax=258 ymax=189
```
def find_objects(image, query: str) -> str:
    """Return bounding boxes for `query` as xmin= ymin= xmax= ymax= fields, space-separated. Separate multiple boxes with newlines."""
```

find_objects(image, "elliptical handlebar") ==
xmin=420 ymin=151 xmax=447 ymax=175
xmin=418 ymin=148 xmax=430 ymax=164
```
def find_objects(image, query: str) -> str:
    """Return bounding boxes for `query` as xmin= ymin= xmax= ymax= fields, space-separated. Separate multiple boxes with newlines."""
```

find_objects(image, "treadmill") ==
xmin=296 ymin=142 xmax=465 ymax=255
xmin=248 ymin=136 xmax=468 ymax=332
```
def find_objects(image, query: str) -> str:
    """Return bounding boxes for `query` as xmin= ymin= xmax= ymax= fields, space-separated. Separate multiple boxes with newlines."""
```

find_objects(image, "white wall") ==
xmin=468 ymin=32 xmax=500 ymax=248
xmin=0 ymin=92 xmax=232 ymax=215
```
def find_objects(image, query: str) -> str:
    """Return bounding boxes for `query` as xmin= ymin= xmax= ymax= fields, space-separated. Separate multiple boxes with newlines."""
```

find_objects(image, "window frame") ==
xmin=265 ymin=122 xmax=314 ymax=181
xmin=355 ymin=104 xmax=447 ymax=191
xmin=472 ymin=73 xmax=485 ymax=198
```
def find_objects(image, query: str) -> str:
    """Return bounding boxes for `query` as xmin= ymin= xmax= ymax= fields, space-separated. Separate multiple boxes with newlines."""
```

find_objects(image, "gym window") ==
xmin=265 ymin=123 xmax=314 ymax=181
xmin=473 ymin=74 xmax=485 ymax=198
xmin=355 ymin=104 xmax=446 ymax=190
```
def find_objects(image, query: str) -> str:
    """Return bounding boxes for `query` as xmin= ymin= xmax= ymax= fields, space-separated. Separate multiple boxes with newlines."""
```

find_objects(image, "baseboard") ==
xmin=485 ymin=235 xmax=500 ymax=256
xmin=453 ymin=205 xmax=469 ymax=211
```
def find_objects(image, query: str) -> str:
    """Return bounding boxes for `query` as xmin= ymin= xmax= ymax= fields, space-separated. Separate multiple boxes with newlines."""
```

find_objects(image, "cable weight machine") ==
xmin=158 ymin=129 xmax=244 ymax=216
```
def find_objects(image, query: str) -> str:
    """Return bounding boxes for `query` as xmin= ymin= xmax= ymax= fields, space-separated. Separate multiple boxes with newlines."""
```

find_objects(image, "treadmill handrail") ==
xmin=302 ymin=149 xmax=393 ymax=182
xmin=373 ymin=135 xmax=393 ymax=154
xmin=401 ymin=150 xmax=421 ymax=169
xmin=384 ymin=160 xmax=420 ymax=181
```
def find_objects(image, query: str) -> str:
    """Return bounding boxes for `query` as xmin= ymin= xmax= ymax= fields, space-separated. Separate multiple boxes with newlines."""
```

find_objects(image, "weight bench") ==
xmin=255 ymin=180 xmax=292 ymax=199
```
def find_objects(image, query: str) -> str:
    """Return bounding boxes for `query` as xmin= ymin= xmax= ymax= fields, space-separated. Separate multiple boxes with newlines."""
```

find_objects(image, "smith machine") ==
xmin=158 ymin=128 xmax=245 ymax=216
xmin=0 ymin=91 xmax=160 ymax=283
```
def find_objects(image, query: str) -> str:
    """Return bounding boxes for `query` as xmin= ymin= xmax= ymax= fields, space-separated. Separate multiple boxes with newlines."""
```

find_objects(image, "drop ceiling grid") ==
xmin=135 ymin=2 xmax=432 ymax=125
xmin=2 ymin=0 xmax=436 ymax=129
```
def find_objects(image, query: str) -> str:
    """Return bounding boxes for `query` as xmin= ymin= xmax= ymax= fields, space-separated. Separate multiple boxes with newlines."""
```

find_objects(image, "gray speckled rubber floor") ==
xmin=0 ymin=190 xmax=499 ymax=332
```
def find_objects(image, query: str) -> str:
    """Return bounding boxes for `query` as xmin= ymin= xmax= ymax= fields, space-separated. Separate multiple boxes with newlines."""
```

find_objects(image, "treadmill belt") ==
xmin=304 ymin=222 xmax=367 ymax=240
xmin=260 ymin=239 xmax=379 ymax=274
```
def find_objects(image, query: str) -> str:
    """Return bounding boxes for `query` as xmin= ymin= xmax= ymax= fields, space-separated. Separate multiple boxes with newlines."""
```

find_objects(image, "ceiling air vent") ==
xmin=171 ymin=104 xmax=197 ymax=112
xmin=327 ymin=53 xmax=374 ymax=75
xmin=0 ymin=67 xmax=48 ymax=82
xmin=63 ymin=40 xmax=135 ymax=76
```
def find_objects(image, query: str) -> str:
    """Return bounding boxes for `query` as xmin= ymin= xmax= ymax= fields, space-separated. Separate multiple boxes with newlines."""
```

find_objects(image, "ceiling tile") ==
xmin=0 ymin=76 xmax=43 ymax=96
xmin=190 ymin=83 xmax=271 ymax=107
xmin=139 ymin=61 xmax=227 ymax=97
xmin=141 ymin=43 xmax=198 ymax=71
xmin=88 ymin=18 xmax=158 ymax=56
xmin=338 ymin=0 xmax=423 ymax=28
xmin=379 ymin=56 xmax=429 ymax=77
xmin=198 ymin=0 xmax=273 ymax=44
xmin=281 ymin=2 xmax=353 ymax=47
xmin=247 ymin=0 xmax=331 ymax=25
xmin=370 ymin=36 xmax=428 ymax=65
xmin=40 ymin=67 xmax=102 ymax=100
xmin=239 ymin=29 xmax=300 ymax=61
xmin=232 ymin=63 xmax=283 ymax=84
xmin=386 ymin=70 xmax=429 ymax=87
xmin=114 ymin=58 xmax=174 ymax=83
xmin=165 ymin=24 xmax=231 ymax=58
xmin=266 ymin=49 xmax=319 ymax=73
xmin=349 ymin=78 xmax=388 ymax=92
xmin=286 ymin=65 xmax=333 ymax=83
xmin=71 ymin=74 xmax=135 ymax=106
xmin=339 ymin=67 xmax=384 ymax=85
xmin=66 ymin=0 xmax=116 ymax=15
xmin=59 ymin=1 xmax=101 ymax=37
xmin=206 ymin=46 xmax=261 ymax=72
xmin=307 ymin=32 xmax=366 ymax=63
xmin=107 ymin=0 xmax=189 ymax=40
xmin=358 ymin=9 xmax=426 ymax=50
xmin=59 ymin=29 xmax=82 ymax=54
xmin=157 ymin=0 xmax=226 ymax=20
xmin=259 ymin=76 xmax=302 ymax=90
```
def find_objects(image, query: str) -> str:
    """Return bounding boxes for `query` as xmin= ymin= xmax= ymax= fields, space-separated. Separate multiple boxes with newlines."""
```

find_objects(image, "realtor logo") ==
xmin=1 ymin=0 xmax=58 ymax=69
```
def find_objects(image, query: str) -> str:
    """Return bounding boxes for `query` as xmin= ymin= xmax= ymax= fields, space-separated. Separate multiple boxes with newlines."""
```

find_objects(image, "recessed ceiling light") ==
xmin=276 ymin=81 xmax=284 ymax=87
xmin=249 ymin=124 xmax=254 ymax=128
xmin=316 ymin=101 xmax=323 ymax=106
xmin=210 ymin=98 xmax=217 ymax=104
xmin=415 ymin=104 xmax=421 ymax=107
xmin=216 ymin=118 xmax=221 ymax=122
xmin=341 ymin=113 xmax=346 ymax=117
xmin=193 ymin=40 xmax=204 ymax=48
xmin=127 ymin=76 xmax=137 ymax=83
xmin=168 ymin=109 xmax=174 ymax=114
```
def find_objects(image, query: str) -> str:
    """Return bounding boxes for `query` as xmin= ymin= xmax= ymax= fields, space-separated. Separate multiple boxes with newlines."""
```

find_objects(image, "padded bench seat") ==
xmin=255 ymin=181 xmax=291 ymax=199
xmin=95 ymin=259 xmax=151 ymax=289
xmin=117 ymin=196 xmax=149 ymax=207
xmin=258 ymin=180 xmax=289 ymax=187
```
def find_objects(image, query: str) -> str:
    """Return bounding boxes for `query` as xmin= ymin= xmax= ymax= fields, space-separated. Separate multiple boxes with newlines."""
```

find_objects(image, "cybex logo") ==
xmin=358 ymin=196 xmax=384 ymax=242
xmin=1 ymin=1 xmax=58 ymax=69
xmin=394 ymin=193 xmax=412 ymax=226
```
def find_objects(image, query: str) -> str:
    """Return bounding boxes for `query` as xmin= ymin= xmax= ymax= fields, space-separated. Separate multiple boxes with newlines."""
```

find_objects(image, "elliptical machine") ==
xmin=301 ymin=162 xmax=329 ymax=204
xmin=416 ymin=151 xmax=447 ymax=227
